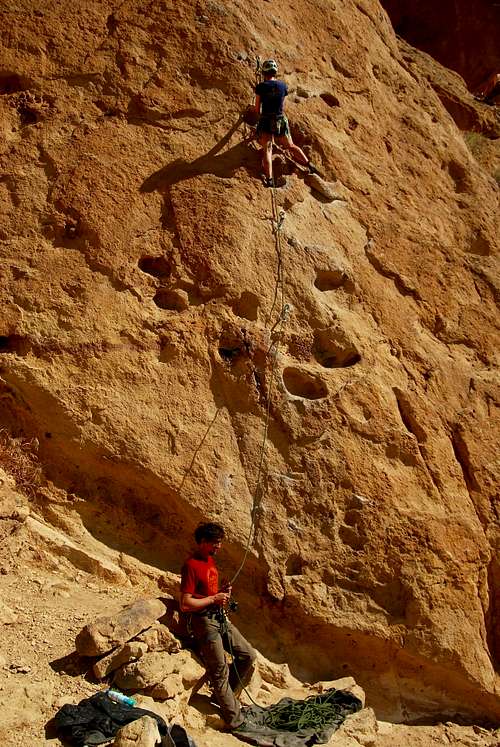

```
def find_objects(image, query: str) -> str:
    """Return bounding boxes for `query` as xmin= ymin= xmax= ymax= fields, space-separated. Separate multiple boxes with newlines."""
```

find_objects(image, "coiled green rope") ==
xmin=258 ymin=690 xmax=357 ymax=733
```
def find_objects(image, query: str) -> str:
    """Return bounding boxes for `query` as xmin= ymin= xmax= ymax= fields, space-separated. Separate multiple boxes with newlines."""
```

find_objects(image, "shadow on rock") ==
xmin=141 ymin=115 xmax=257 ymax=191
xmin=50 ymin=650 xmax=94 ymax=678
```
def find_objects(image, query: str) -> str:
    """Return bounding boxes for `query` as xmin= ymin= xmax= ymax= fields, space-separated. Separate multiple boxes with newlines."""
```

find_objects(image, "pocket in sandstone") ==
xmin=138 ymin=255 xmax=172 ymax=279
xmin=230 ymin=291 xmax=260 ymax=321
xmin=313 ymin=327 xmax=361 ymax=368
xmin=314 ymin=268 xmax=354 ymax=293
xmin=0 ymin=72 xmax=28 ymax=95
xmin=446 ymin=158 xmax=473 ymax=194
xmin=320 ymin=92 xmax=341 ymax=107
xmin=282 ymin=367 xmax=328 ymax=400
xmin=153 ymin=287 xmax=189 ymax=311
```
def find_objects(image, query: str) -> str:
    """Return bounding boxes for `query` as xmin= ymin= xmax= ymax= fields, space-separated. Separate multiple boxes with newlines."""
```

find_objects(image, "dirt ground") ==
xmin=0 ymin=544 xmax=499 ymax=747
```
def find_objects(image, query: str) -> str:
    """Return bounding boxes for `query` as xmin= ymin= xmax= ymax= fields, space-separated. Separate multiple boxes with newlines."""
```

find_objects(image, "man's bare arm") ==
xmin=254 ymin=94 xmax=261 ymax=115
xmin=180 ymin=591 xmax=230 ymax=613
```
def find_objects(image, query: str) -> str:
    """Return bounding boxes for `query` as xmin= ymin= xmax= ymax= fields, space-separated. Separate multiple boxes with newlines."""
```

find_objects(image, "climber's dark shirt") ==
xmin=255 ymin=79 xmax=288 ymax=115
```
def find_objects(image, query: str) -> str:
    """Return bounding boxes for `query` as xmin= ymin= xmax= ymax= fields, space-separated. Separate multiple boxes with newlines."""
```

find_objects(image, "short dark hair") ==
xmin=194 ymin=522 xmax=225 ymax=544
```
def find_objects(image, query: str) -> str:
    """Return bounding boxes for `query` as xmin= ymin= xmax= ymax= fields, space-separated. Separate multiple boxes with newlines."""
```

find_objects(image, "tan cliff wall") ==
xmin=0 ymin=0 xmax=499 ymax=724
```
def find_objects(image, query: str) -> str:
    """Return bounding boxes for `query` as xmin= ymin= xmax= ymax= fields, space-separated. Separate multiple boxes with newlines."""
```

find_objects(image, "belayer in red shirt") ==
xmin=253 ymin=58 xmax=319 ymax=188
xmin=180 ymin=522 xmax=256 ymax=731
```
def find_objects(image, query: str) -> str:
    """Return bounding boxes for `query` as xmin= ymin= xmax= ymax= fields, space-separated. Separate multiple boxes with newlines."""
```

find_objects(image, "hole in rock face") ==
xmin=19 ymin=107 xmax=37 ymax=125
xmin=138 ymin=255 xmax=172 ymax=279
xmin=314 ymin=269 xmax=352 ymax=292
xmin=286 ymin=554 xmax=303 ymax=576
xmin=0 ymin=335 xmax=29 ymax=355
xmin=468 ymin=232 xmax=491 ymax=256
xmin=231 ymin=291 xmax=260 ymax=321
xmin=320 ymin=92 xmax=340 ymax=107
xmin=321 ymin=351 xmax=360 ymax=368
xmin=446 ymin=159 xmax=470 ymax=194
xmin=64 ymin=219 xmax=80 ymax=239
xmin=219 ymin=346 xmax=241 ymax=362
xmin=339 ymin=524 xmax=365 ymax=550
xmin=0 ymin=72 xmax=25 ymax=95
xmin=283 ymin=367 xmax=328 ymax=400
xmin=153 ymin=288 xmax=188 ymax=311
xmin=106 ymin=13 xmax=118 ymax=33
xmin=218 ymin=327 xmax=249 ymax=364
xmin=159 ymin=340 xmax=178 ymax=363
xmin=313 ymin=329 xmax=361 ymax=369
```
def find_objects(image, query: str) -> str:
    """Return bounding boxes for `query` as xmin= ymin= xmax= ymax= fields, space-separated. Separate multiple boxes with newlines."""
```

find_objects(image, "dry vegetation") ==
xmin=0 ymin=430 xmax=42 ymax=497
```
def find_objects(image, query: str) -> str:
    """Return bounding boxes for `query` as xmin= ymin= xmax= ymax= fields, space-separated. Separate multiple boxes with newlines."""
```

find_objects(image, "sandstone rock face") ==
xmin=25 ymin=516 xmax=128 ymax=585
xmin=0 ymin=0 xmax=498 ymax=726
xmin=0 ymin=601 xmax=16 ymax=626
xmin=76 ymin=599 xmax=166 ymax=656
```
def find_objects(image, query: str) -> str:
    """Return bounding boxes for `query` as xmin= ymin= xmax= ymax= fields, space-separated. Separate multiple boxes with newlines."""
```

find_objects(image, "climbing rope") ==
xmin=179 ymin=57 xmax=292 ymax=708
xmin=177 ymin=407 xmax=221 ymax=493
xmin=224 ymin=176 xmax=292 ymax=710
xmin=254 ymin=689 xmax=361 ymax=732
xmin=230 ymin=181 xmax=289 ymax=588
xmin=229 ymin=60 xmax=291 ymax=586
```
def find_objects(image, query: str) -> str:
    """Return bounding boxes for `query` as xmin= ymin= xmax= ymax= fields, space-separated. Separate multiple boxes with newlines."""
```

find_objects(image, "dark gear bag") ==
xmin=53 ymin=691 xmax=195 ymax=746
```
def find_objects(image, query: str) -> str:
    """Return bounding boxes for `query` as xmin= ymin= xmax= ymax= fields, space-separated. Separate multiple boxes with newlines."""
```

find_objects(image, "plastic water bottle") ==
xmin=105 ymin=689 xmax=136 ymax=707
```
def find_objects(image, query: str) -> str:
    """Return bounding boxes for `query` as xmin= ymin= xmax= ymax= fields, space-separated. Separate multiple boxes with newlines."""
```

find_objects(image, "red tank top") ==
xmin=180 ymin=554 xmax=219 ymax=598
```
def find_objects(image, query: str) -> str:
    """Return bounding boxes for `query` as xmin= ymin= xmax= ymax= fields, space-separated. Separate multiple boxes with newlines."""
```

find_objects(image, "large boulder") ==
xmin=76 ymin=599 xmax=167 ymax=657
xmin=171 ymin=651 xmax=205 ymax=689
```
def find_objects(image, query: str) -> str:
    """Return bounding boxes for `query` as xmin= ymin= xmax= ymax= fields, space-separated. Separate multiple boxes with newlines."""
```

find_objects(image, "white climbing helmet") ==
xmin=262 ymin=59 xmax=278 ymax=74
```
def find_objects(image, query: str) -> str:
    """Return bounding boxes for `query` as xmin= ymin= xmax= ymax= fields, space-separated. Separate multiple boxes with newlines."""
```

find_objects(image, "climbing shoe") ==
xmin=308 ymin=162 xmax=320 ymax=175
xmin=264 ymin=176 xmax=274 ymax=188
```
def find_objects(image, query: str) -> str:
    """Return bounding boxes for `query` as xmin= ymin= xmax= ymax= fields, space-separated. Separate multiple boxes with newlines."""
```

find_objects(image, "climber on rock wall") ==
xmin=253 ymin=59 xmax=319 ymax=187
xmin=179 ymin=522 xmax=256 ymax=731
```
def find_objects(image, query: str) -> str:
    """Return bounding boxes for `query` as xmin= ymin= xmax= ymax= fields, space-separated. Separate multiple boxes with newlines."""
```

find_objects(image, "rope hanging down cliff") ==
xmin=229 ymin=184 xmax=290 ymax=587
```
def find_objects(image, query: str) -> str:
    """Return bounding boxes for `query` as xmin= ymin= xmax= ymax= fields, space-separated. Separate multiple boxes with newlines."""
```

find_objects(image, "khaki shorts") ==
xmin=256 ymin=114 xmax=290 ymax=137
